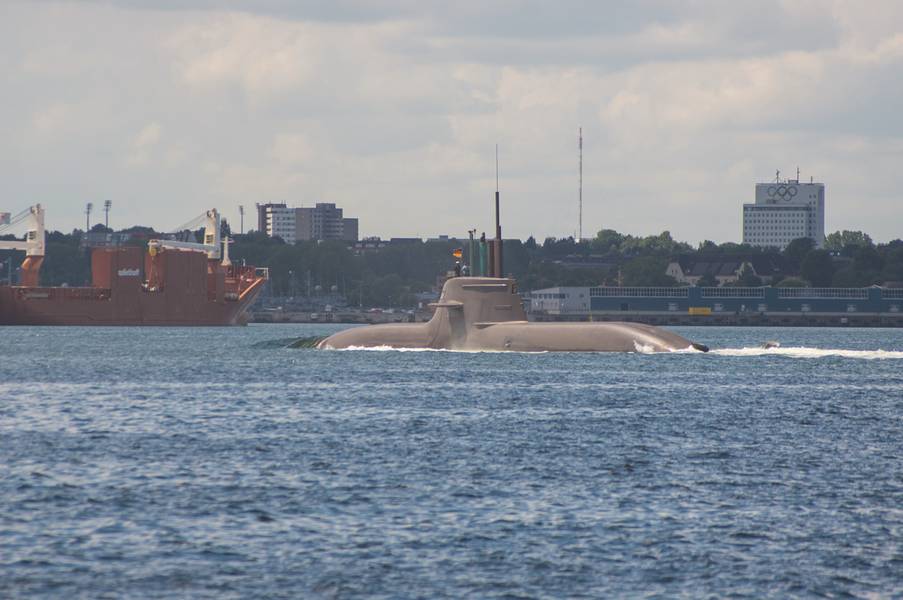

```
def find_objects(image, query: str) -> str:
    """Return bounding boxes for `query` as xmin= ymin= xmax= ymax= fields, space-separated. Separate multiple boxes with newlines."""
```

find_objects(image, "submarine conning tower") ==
xmin=434 ymin=277 xmax=526 ymax=328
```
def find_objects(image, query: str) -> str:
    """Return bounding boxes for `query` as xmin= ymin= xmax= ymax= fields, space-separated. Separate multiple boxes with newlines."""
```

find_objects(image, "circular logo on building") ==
xmin=768 ymin=185 xmax=798 ymax=198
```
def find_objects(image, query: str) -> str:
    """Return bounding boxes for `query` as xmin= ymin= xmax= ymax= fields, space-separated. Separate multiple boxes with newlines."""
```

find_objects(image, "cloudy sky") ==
xmin=3 ymin=0 xmax=902 ymax=242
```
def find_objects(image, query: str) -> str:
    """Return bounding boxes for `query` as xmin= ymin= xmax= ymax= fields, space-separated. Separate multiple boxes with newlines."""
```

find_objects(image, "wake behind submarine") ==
xmin=317 ymin=168 xmax=707 ymax=353
xmin=317 ymin=276 xmax=708 ymax=352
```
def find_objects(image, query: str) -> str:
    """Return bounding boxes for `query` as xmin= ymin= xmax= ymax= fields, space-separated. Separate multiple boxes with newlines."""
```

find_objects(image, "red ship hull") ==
xmin=0 ymin=246 xmax=267 ymax=326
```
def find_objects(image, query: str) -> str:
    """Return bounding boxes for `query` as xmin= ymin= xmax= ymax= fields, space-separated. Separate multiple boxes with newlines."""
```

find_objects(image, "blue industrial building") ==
xmin=531 ymin=286 xmax=903 ymax=325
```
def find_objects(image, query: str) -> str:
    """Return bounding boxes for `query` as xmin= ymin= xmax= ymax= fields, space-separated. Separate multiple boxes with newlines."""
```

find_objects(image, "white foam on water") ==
xmin=708 ymin=346 xmax=903 ymax=360
xmin=336 ymin=345 xmax=436 ymax=352
xmin=669 ymin=346 xmax=707 ymax=354
xmin=633 ymin=341 xmax=656 ymax=354
xmin=324 ymin=343 xmax=902 ymax=359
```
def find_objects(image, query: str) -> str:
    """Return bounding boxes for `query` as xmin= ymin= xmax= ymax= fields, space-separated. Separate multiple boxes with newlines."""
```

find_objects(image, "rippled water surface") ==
xmin=2 ymin=324 xmax=902 ymax=598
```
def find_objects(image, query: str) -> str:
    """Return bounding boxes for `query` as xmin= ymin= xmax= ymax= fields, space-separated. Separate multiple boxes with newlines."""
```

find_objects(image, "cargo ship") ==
xmin=0 ymin=205 xmax=268 ymax=326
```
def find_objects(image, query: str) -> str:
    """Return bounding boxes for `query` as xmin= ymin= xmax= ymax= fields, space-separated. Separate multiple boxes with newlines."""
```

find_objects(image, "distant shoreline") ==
xmin=532 ymin=312 xmax=903 ymax=328
xmin=251 ymin=310 xmax=903 ymax=328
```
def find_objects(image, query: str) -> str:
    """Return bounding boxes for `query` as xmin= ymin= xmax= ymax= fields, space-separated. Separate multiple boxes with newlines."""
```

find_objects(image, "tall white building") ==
xmin=255 ymin=202 xmax=358 ymax=243
xmin=742 ymin=176 xmax=825 ymax=249
xmin=263 ymin=204 xmax=298 ymax=244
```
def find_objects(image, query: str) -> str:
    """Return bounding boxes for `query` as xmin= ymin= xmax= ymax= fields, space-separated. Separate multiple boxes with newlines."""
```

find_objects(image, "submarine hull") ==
xmin=319 ymin=320 xmax=700 ymax=352
xmin=318 ymin=277 xmax=706 ymax=352
xmin=465 ymin=321 xmax=699 ymax=352
xmin=317 ymin=323 xmax=436 ymax=349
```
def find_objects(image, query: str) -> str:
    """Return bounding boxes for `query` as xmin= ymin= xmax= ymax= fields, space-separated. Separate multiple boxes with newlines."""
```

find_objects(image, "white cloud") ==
xmin=1 ymin=0 xmax=902 ymax=242
xmin=135 ymin=122 xmax=162 ymax=147
xmin=31 ymin=104 xmax=72 ymax=135
xmin=270 ymin=133 xmax=313 ymax=165
xmin=125 ymin=122 xmax=163 ymax=167
xmin=166 ymin=13 xmax=317 ymax=102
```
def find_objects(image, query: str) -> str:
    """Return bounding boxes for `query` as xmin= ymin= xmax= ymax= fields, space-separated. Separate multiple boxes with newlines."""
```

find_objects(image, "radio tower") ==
xmin=578 ymin=127 xmax=583 ymax=241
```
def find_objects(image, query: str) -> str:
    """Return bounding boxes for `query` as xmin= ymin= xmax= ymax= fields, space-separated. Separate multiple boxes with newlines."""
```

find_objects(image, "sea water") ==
xmin=1 ymin=325 xmax=901 ymax=598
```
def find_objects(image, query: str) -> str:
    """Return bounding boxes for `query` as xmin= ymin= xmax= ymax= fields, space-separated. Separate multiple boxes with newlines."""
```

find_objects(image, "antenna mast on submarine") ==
xmin=578 ymin=127 xmax=583 ymax=241
xmin=494 ymin=144 xmax=503 ymax=278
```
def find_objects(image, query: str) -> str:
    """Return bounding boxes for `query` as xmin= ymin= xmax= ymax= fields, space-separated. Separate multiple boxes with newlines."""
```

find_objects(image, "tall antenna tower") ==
xmin=578 ymin=127 xmax=583 ymax=241
xmin=103 ymin=199 xmax=112 ymax=228
xmin=495 ymin=144 xmax=499 ymax=193
xmin=238 ymin=205 xmax=245 ymax=234
xmin=85 ymin=202 xmax=93 ymax=231
xmin=494 ymin=144 xmax=503 ymax=277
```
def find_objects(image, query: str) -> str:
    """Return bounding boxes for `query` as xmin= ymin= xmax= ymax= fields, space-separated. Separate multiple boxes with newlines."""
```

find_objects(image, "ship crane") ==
xmin=0 ymin=204 xmax=46 ymax=256
xmin=0 ymin=205 xmax=46 ymax=287
xmin=148 ymin=209 xmax=225 ymax=262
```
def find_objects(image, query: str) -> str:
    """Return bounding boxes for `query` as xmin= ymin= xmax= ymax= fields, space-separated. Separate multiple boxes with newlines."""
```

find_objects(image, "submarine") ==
xmin=317 ymin=276 xmax=708 ymax=352
xmin=317 ymin=163 xmax=708 ymax=353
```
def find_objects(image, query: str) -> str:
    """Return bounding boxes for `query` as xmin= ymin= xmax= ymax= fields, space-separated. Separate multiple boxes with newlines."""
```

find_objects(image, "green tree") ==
xmin=621 ymin=256 xmax=677 ymax=287
xmin=776 ymin=277 xmax=807 ymax=287
xmin=783 ymin=237 xmax=815 ymax=270
xmin=831 ymin=266 xmax=874 ymax=287
xmin=825 ymin=230 xmax=873 ymax=252
xmin=363 ymin=273 xmax=412 ymax=306
xmin=880 ymin=246 xmax=903 ymax=283
xmin=852 ymin=245 xmax=883 ymax=272
xmin=696 ymin=272 xmax=718 ymax=287
xmin=591 ymin=229 xmax=625 ymax=254
xmin=620 ymin=231 xmax=692 ymax=256
xmin=40 ymin=234 xmax=91 ymax=286
xmin=800 ymin=250 xmax=834 ymax=287
xmin=735 ymin=263 xmax=763 ymax=287
xmin=541 ymin=236 xmax=581 ymax=258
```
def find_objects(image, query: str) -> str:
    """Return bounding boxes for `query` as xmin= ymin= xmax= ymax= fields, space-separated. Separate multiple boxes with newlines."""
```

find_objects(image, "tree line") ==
xmin=2 ymin=224 xmax=901 ymax=307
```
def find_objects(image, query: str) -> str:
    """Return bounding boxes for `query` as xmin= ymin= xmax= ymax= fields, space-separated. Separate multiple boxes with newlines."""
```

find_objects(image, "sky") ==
xmin=2 ymin=0 xmax=902 ymax=243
